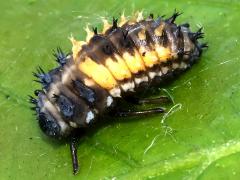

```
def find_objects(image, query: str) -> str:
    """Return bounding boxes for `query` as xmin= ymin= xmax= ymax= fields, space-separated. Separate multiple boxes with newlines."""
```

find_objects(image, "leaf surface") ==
xmin=0 ymin=0 xmax=240 ymax=179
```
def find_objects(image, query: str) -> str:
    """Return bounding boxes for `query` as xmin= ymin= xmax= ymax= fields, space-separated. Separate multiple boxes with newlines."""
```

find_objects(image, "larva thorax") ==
xmin=30 ymin=11 xmax=207 ymax=139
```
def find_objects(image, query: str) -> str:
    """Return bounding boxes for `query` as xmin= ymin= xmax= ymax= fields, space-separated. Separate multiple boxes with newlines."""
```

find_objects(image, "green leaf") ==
xmin=1 ymin=0 xmax=240 ymax=179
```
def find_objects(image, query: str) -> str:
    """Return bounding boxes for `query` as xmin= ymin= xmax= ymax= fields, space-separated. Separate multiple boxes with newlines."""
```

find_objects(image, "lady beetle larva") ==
xmin=29 ymin=11 xmax=207 ymax=174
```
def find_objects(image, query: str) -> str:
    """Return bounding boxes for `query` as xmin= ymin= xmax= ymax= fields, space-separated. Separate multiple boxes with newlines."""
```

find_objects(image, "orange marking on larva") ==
xmin=136 ymin=11 xmax=144 ymax=22
xmin=70 ymin=37 xmax=85 ymax=60
xmin=102 ymin=18 xmax=111 ymax=33
xmin=119 ymin=12 xmax=127 ymax=26
xmin=154 ymin=24 xmax=164 ymax=36
xmin=105 ymin=55 xmax=132 ymax=81
xmin=139 ymin=47 xmax=159 ymax=67
xmin=83 ymin=78 xmax=95 ymax=87
xmin=138 ymin=29 xmax=146 ymax=40
xmin=85 ymin=25 xmax=94 ymax=42
xmin=123 ymin=49 xmax=146 ymax=73
xmin=79 ymin=58 xmax=117 ymax=90
xmin=155 ymin=45 xmax=172 ymax=62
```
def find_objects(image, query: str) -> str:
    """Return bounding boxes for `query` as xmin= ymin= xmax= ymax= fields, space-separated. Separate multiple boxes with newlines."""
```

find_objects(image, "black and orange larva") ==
xmin=29 ymin=11 xmax=207 ymax=174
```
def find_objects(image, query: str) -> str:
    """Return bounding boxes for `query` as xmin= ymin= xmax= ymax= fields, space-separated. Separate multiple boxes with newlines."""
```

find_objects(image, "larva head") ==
xmin=30 ymin=90 xmax=97 ymax=139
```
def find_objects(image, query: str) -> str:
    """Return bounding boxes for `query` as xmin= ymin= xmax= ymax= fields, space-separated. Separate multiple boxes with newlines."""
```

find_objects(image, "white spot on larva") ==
xmin=61 ymin=71 xmax=70 ymax=84
xmin=43 ymin=99 xmax=56 ymax=113
xmin=84 ymin=78 xmax=95 ymax=86
xmin=134 ymin=78 xmax=141 ymax=84
xmin=86 ymin=111 xmax=94 ymax=124
xmin=106 ymin=96 xmax=113 ymax=107
xmin=69 ymin=121 xmax=78 ymax=128
xmin=172 ymin=63 xmax=179 ymax=69
xmin=55 ymin=105 xmax=60 ymax=112
xmin=149 ymin=72 xmax=157 ymax=79
xmin=109 ymin=88 xmax=121 ymax=97
xmin=121 ymin=81 xmax=135 ymax=92
xmin=62 ymin=65 xmax=76 ymax=84
xmin=134 ymin=76 xmax=148 ymax=85
xmin=180 ymin=62 xmax=187 ymax=69
xmin=157 ymin=70 xmax=163 ymax=77
xmin=58 ymin=121 xmax=70 ymax=134
xmin=48 ymin=82 xmax=60 ymax=98
xmin=161 ymin=67 xmax=169 ymax=74
xmin=66 ymin=55 xmax=71 ymax=59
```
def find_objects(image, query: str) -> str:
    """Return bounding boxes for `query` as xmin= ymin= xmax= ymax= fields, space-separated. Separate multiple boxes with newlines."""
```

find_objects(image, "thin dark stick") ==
xmin=124 ymin=95 xmax=171 ymax=105
xmin=115 ymin=107 xmax=165 ymax=117
xmin=138 ymin=96 xmax=171 ymax=104
xmin=70 ymin=136 xmax=79 ymax=175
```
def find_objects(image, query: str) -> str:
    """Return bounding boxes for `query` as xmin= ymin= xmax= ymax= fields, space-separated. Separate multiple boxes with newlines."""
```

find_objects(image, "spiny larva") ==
xmin=29 ymin=11 xmax=207 ymax=174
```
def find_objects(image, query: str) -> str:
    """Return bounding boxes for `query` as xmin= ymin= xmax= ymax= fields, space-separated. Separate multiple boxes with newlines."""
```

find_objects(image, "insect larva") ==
xmin=29 ymin=10 xmax=207 ymax=174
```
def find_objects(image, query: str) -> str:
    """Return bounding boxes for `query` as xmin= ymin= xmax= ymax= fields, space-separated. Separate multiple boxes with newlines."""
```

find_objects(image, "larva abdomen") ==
xmin=29 ymin=10 xmax=207 ymax=174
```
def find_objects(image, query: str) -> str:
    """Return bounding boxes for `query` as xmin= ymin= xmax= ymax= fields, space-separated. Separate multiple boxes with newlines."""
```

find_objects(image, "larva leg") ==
xmin=70 ymin=136 xmax=79 ymax=175
xmin=123 ymin=95 xmax=171 ymax=105
xmin=113 ymin=107 xmax=165 ymax=117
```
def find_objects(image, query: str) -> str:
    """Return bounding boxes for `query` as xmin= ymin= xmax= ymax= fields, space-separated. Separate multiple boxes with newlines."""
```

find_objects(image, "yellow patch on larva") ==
xmin=102 ymin=18 xmax=111 ymax=33
xmin=136 ymin=11 xmax=144 ymax=22
xmin=123 ymin=50 xmax=146 ymax=73
xmin=139 ymin=47 xmax=159 ymax=67
xmin=155 ymin=45 xmax=172 ymax=62
xmin=79 ymin=58 xmax=117 ymax=90
xmin=128 ymin=20 xmax=136 ymax=25
xmin=119 ymin=12 xmax=127 ymax=26
xmin=70 ymin=37 xmax=85 ymax=60
xmin=105 ymin=55 xmax=132 ymax=81
xmin=154 ymin=24 xmax=164 ymax=36
xmin=85 ymin=25 xmax=94 ymax=42
xmin=83 ymin=78 xmax=95 ymax=87
xmin=138 ymin=29 xmax=146 ymax=40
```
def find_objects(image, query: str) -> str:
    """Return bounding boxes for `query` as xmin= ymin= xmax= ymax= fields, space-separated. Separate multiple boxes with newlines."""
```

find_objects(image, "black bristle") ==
xmin=28 ymin=95 xmax=37 ymax=104
xmin=161 ymin=14 xmax=166 ymax=18
xmin=121 ymin=29 xmax=132 ymax=48
xmin=34 ymin=90 xmax=41 ymax=96
xmin=122 ymin=30 xmax=128 ymax=39
xmin=53 ymin=94 xmax=59 ymax=99
xmin=195 ymin=27 xmax=204 ymax=39
xmin=33 ymin=72 xmax=39 ymax=78
xmin=53 ymin=47 xmax=68 ymax=66
xmin=37 ymin=66 xmax=45 ymax=74
xmin=33 ymin=79 xmax=42 ymax=84
xmin=189 ymin=28 xmax=204 ymax=41
xmin=190 ymin=32 xmax=204 ymax=41
xmin=200 ymin=43 xmax=208 ymax=49
xmin=30 ymin=107 xmax=36 ymax=111
xmin=33 ymin=67 xmax=52 ymax=88
xmin=149 ymin=13 xmax=154 ymax=19
xmin=166 ymin=9 xmax=182 ymax=23
xmin=180 ymin=23 xmax=190 ymax=28
xmin=92 ymin=27 xmax=98 ymax=35
xmin=112 ymin=17 xmax=118 ymax=29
